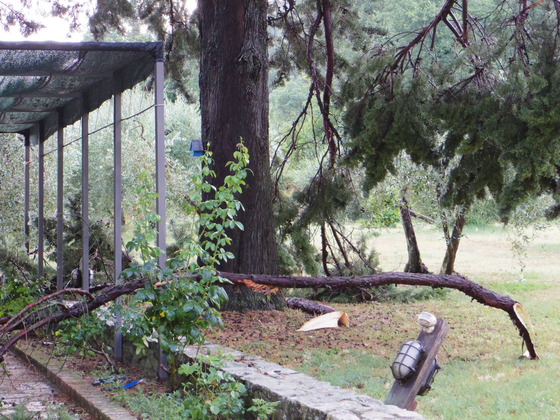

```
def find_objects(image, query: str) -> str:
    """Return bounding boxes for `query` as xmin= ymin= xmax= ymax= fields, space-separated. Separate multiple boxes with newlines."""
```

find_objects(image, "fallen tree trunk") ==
xmin=0 ymin=280 xmax=147 ymax=362
xmin=0 ymin=271 xmax=538 ymax=361
xmin=224 ymin=271 xmax=538 ymax=359
xmin=285 ymin=297 xmax=336 ymax=315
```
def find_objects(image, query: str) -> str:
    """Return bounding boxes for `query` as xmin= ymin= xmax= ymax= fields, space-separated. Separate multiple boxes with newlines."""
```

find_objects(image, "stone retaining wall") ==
xmin=94 ymin=304 xmax=429 ymax=420
xmin=113 ymin=327 xmax=424 ymax=420
xmin=181 ymin=343 xmax=424 ymax=420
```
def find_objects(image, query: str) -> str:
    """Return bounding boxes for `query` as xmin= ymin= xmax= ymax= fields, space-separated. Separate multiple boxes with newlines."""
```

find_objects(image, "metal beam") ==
xmin=113 ymin=74 xmax=123 ymax=361
xmin=81 ymin=104 xmax=90 ymax=291
xmin=38 ymin=123 xmax=45 ymax=278
xmin=154 ymin=60 xmax=167 ymax=381
xmin=154 ymin=60 xmax=166 ymax=268
xmin=56 ymin=110 xmax=64 ymax=291
xmin=24 ymin=133 xmax=30 ymax=254
xmin=0 ymin=40 xmax=163 ymax=52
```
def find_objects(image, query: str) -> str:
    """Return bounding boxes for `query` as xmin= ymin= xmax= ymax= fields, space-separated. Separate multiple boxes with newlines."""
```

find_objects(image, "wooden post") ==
xmin=385 ymin=317 xmax=449 ymax=410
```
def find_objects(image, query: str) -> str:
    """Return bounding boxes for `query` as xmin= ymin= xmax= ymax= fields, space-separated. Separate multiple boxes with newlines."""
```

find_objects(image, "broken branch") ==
xmin=0 ymin=271 xmax=538 ymax=362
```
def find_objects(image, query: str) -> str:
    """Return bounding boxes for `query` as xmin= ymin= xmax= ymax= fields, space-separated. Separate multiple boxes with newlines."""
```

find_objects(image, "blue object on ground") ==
xmin=123 ymin=379 xmax=143 ymax=389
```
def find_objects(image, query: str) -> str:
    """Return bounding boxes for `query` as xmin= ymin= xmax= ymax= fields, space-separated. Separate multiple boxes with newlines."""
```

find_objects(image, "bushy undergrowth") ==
xmin=89 ymin=355 xmax=279 ymax=420
xmin=0 ymin=248 xmax=47 ymax=317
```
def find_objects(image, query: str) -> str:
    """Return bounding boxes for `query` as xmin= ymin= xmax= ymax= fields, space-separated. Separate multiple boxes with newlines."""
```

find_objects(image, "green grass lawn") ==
xmin=297 ymin=223 xmax=560 ymax=419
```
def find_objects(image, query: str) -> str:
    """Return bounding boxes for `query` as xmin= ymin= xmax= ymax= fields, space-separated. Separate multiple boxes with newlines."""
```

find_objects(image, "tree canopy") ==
xmin=342 ymin=0 xmax=560 ymax=221
xmin=1 ymin=0 xmax=559 ymax=276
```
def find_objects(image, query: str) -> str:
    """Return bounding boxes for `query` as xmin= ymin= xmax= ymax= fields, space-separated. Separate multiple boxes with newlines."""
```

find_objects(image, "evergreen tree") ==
xmin=2 ymin=0 xmax=559 ymax=281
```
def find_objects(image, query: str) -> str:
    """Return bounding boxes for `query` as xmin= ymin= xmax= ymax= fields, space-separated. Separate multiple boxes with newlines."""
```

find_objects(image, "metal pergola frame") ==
xmin=0 ymin=41 xmax=167 ymax=368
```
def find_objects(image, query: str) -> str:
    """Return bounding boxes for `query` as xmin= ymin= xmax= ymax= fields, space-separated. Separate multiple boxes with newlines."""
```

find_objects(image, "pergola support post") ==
xmin=56 ymin=111 xmax=64 ymax=291
xmin=38 ymin=123 xmax=45 ymax=279
xmin=81 ymin=103 xmax=90 ymax=291
xmin=155 ymin=62 xmax=166 ymax=272
xmin=24 ymin=133 xmax=30 ymax=254
xmin=113 ymin=75 xmax=124 ymax=361
xmin=155 ymin=59 xmax=168 ymax=381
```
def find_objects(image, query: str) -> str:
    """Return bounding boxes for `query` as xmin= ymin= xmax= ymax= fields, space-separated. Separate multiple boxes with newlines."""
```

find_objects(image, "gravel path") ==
xmin=0 ymin=351 xmax=92 ymax=419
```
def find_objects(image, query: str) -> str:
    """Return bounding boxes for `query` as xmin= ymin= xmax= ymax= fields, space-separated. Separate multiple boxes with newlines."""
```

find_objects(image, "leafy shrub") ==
xmin=177 ymin=355 xmax=279 ymax=419
xmin=55 ymin=312 xmax=112 ymax=359
xmin=0 ymin=248 xmax=44 ymax=317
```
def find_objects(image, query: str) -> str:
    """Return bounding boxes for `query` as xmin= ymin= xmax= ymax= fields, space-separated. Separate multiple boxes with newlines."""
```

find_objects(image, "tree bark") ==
xmin=285 ymin=297 xmax=336 ymax=315
xmin=441 ymin=211 xmax=467 ymax=274
xmin=199 ymin=0 xmax=282 ymax=310
xmin=400 ymin=197 xmax=430 ymax=273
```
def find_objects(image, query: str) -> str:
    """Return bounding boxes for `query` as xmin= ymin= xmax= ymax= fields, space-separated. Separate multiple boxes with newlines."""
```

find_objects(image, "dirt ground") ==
xmin=22 ymin=339 xmax=168 ymax=399
xmin=210 ymin=304 xmax=421 ymax=367
xmin=45 ymin=302 xmax=409 ymax=395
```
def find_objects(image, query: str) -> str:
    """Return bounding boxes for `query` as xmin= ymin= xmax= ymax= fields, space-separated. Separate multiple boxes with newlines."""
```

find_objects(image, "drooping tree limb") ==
xmin=271 ymin=82 xmax=315 ymax=198
xmin=328 ymin=222 xmax=378 ymax=274
xmin=441 ymin=209 xmax=468 ymax=275
xmin=227 ymin=271 xmax=538 ymax=359
xmin=400 ymin=196 xmax=430 ymax=274
xmin=303 ymin=0 xmax=340 ymax=169
xmin=554 ymin=0 xmax=560 ymax=28
xmin=0 ymin=280 xmax=147 ymax=362
xmin=389 ymin=0 xmax=464 ymax=76
xmin=320 ymin=223 xmax=332 ymax=276
xmin=320 ymin=0 xmax=337 ymax=169
xmin=328 ymin=221 xmax=351 ymax=271
xmin=268 ymin=0 xmax=296 ymax=24
xmin=0 ymin=271 xmax=538 ymax=362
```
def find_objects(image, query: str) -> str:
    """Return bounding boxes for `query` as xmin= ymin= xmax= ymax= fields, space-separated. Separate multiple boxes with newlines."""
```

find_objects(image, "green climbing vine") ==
xmin=121 ymin=143 xmax=250 ymax=357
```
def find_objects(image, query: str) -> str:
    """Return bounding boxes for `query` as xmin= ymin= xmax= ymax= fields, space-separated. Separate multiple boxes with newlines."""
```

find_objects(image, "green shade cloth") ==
xmin=0 ymin=41 xmax=163 ymax=141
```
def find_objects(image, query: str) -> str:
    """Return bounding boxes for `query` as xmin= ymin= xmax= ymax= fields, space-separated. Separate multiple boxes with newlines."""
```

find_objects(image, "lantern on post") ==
xmin=386 ymin=312 xmax=449 ymax=411
xmin=391 ymin=340 xmax=424 ymax=383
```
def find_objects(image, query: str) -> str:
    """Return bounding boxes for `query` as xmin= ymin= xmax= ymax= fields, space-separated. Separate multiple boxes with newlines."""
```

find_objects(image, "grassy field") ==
xmin=298 ymin=223 xmax=560 ymax=419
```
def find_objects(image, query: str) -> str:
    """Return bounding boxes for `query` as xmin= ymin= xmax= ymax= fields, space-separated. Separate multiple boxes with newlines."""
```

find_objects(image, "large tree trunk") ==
xmin=199 ymin=0 xmax=282 ymax=310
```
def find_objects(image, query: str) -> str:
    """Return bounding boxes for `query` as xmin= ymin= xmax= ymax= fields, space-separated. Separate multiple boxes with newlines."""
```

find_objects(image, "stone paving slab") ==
xmin=0 ymin=351 xmax=66 ymax=418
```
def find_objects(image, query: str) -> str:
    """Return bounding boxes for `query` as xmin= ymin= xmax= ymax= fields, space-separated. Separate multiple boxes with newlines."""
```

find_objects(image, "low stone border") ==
xmin=183 ymin=343 xmax=424 ymax=420
xmin=12 ymin=343 xmax=136 ymax=420
xmin=12 ymin=336 xmax=425 ymax=419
